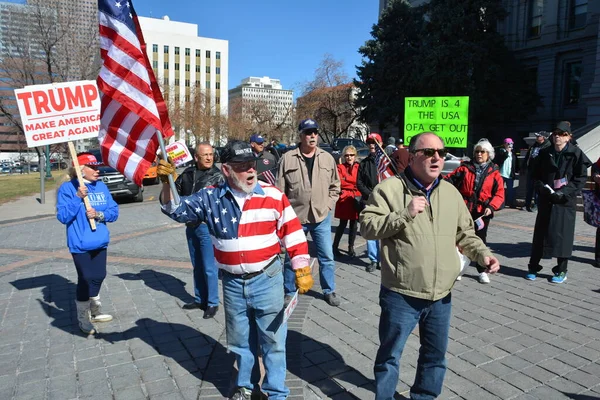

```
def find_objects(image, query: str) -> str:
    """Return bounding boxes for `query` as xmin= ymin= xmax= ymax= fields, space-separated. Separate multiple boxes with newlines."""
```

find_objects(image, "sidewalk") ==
xmin=1 ymin=197 xmax=600 ymax=399
xmin=0 ymin=189 xmax=56 ymax=224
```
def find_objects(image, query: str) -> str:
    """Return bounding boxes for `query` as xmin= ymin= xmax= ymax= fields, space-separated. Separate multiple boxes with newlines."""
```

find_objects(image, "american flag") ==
xmin=261 ymin=168 xmax=276 ymax=185
xmin=97 ymin=0 xmax=173 ymax=186
xmin=375 ymin=144 xmax=393 ymax=182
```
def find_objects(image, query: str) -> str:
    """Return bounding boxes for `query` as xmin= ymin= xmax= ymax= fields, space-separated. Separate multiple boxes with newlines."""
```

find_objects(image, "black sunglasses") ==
xmin=412 ymin=148 xmax=448 ymax=158
xmin=302 ymin=130 xmax=318 ymax=136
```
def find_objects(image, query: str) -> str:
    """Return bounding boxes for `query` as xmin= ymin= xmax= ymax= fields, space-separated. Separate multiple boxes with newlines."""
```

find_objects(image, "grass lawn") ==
xmin=0 ymin=170 xmax=66 ymax=204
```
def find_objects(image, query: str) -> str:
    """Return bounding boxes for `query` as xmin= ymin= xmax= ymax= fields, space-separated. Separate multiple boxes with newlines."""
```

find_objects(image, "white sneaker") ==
xmin=478 ymin=272 xmax=490 ymax=284
xmin=455 ymin=275 xmax=462 ymax=281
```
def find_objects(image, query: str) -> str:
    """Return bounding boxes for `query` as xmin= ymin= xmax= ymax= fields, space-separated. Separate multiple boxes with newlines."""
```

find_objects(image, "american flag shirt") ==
xmin=162 ymin=181 xmax=310 ymax=275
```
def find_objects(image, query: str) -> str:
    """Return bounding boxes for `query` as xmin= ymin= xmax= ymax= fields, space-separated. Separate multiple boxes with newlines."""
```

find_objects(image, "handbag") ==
xmin=582 ymin=190 xmax=600 ymax=228
xmin=353 ymin=195 xmax=364 ymax=212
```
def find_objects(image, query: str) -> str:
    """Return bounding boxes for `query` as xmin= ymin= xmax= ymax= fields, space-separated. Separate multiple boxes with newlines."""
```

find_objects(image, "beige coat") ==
xmin=360 ymin=173 xmax=493 ymax=301
xmin=276 ymin=147 xmax=340 ymax=224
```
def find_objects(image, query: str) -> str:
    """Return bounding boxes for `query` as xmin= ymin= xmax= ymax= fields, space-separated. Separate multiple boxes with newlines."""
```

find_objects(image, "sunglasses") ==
xmin=84 ymin=165 xmax=99 ymax=171
xmin=555 ymin=131 xmax=571 ymax=137
xmin=344 ymin=154 xmax=356 ymax=157
xmin=302 ymin=130 xmax=318 ymax=136
xmin=413 ymin=148 xmax=448 ymax=158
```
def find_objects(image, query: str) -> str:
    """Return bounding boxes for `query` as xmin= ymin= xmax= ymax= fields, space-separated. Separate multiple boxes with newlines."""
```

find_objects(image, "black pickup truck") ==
xmin=89 ymin=149 xmax=143 ymax=202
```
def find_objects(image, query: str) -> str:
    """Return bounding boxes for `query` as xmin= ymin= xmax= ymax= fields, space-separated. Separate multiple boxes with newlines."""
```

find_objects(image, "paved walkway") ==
xmin=1 ymin=195 xmax=600 ymax=399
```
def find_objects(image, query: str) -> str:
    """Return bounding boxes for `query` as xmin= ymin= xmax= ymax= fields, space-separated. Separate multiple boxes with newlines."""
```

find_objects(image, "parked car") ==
xmin=143 ymin=157 xmax=159 ymax=185
xmin=89 ymin=149 xmax=143 ymax=202
xmin=356 ymin=147 xmax=370 ymax=163
xmin=332 ymin=138 xmax=368 ymax=152
xmin=29 ymin=164 xmax=39 ymax=172
xmin=1 ymin=166 xmax=10 ymax=174
xmin=319 ymin=144 xmax=341 ymax=164
xmin=442 ymin=153 xmax=468 ymax=176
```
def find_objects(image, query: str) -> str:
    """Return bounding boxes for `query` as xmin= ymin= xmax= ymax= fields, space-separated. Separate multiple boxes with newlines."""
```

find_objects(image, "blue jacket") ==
xmin=56 ymin=179 xmax=119 ymax=253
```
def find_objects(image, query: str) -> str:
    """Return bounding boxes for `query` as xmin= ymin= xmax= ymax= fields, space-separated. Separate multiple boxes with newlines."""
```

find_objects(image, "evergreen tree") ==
xmin=356 ymin=0 xmax=539 ymax=131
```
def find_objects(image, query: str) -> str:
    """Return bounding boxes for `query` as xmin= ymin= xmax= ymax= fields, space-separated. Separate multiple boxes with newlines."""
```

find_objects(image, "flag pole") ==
xmin=156 ymin=131 xmax=180 ymax=205
xmin=375 ymin=140 xmax=400 ymax=177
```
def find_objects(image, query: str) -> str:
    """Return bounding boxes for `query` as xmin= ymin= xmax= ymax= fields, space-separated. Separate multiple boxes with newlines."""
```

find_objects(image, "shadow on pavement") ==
xmin=9 ymin=273 xmax=84 ymax=336
xmin=287 ymin=330 xmax=379 ymax=399
xmin=563 ymin=393 xmax=600 ymax=400
xmin=100 ymin=318 xmax=234 ymax=397
xmin=115 ymin=269 xmax=195 ymax=305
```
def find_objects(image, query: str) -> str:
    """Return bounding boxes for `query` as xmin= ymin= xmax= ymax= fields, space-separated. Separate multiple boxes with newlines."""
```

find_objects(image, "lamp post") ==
xmin=45 ymin=145 xmax=52 ymax=178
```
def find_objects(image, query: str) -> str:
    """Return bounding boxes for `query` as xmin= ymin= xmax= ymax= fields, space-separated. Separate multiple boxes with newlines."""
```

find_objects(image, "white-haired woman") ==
xmin=445 ymin=139 xmax=504 ymax=283
xmin=56 ymin=153 xmax=119 ymax=335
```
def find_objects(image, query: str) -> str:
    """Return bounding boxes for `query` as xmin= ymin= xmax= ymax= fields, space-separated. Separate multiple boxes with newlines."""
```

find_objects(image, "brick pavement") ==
xmin=1 ymin=200 xmax=600 ymax=399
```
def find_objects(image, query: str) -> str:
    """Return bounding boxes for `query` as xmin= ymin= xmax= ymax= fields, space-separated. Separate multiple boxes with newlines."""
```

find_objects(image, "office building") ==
xmin=228 ymin=76 xmax=294 ymax=131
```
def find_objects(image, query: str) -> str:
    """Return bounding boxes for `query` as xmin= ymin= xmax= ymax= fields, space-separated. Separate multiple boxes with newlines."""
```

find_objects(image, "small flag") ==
xmin=474 ymin=217 xmax=485 ymax=231
xmin=375 ymin=145 xmax=393 ymax=182
xmin=262 ymin=168 xmax=276 ymax=185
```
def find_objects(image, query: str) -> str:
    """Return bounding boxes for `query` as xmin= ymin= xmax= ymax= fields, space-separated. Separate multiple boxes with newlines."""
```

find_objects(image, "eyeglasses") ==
xmin=474 ymin=150 xmax=487 ymax=154
xmin=344 ymin=154 xmax=356 ymax=157
xmin=302 ymin=130 xmax=318 ymax=137
xmin=412 ymin=148 xmax=448 ymax=158
xmin=228 ymin=160 xmax=256 ymax=172
xmin=555 ymin=131 xmax=571 ymax=137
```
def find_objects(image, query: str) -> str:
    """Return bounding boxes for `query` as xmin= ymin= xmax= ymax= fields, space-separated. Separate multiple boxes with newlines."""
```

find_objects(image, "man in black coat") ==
xmin=170 ymin=142 xmax=224 ymax=317
xmin=523 ymin=131 xmax=551 ymax=211
xmin=357 ymin=133 xmax=382 ymax=272
xmin=526 ymin=122 xmax=591 ymax=283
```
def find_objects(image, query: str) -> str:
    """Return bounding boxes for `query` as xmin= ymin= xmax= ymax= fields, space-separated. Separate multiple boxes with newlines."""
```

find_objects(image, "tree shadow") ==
xmin=100 ymin=318 xmax=234 ymax=397
xmin=287 ymin=330 xmax=409 ymax=399
xmin=10 ymin=273 xmax=84 ymax=336
xmin=115 ymin=269 xmax=195 ymax=305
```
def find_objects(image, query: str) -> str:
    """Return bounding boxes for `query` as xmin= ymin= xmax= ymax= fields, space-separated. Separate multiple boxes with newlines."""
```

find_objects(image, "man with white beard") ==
xmin=157 ymin=140 xmax=313 ymax=400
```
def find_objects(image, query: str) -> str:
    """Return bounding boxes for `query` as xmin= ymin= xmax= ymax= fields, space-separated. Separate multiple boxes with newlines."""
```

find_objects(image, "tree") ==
xmin=298 ymin=54 xmax=367 ymax=144
xmin=356 ymin=0 xmax=539 ymax=134
xmin=0 ymin=0 xmax=101 ymax=156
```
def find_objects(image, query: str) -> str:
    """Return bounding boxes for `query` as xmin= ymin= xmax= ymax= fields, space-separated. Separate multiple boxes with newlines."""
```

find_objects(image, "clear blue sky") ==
xmin=135 ymin=0 xmax=379 ymax=96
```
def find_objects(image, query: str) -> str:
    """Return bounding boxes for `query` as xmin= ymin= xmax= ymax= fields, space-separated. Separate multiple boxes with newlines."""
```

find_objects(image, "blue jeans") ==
xmin=186 ymin=223 xmax=219 ymax=307
xmin=503 ymin=177 xmax=514 ymax=207
xmin=367 ymin=240 xmax=380 ymax=263
xmin=375 ymin=286 xmax=452 ymax=400
xmin=283 ymin=213 xmax=336 ymax=295
xmin=223 ymin=260 xmax=288 ymax=399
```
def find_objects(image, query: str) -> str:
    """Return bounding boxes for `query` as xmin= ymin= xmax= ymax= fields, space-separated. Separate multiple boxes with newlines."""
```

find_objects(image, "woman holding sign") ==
xmin=445 ymin=139 xmax=504 ymax=284
xmin=56 ymin=152 xmax=119 ymax=335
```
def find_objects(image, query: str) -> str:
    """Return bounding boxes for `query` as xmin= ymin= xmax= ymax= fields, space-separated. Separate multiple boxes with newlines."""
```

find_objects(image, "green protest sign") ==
xmin=404 ymin=96 xmax=469 ymax=148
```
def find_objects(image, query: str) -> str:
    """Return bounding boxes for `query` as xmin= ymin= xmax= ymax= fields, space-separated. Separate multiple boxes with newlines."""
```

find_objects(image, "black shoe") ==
xmin=182 ymin=302 xmax=205 ymax=310
xmin=366 ymin=261 xmax=377 ymax=273
xmin=348 ymin=246 xmax=356 ymax=258
xmin=324 ymin=292 xmax=340 ymax=307
xmin=376 ymin=262 xmax=381 ymax=270
xmin=333 ymin=248 xmax=341 ymax=258
xmin=203 ymin=306 xmax=218 ymax=319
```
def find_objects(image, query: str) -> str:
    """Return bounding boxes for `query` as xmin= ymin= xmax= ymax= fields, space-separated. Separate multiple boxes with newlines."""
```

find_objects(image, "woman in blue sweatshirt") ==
xmin=56 ymin=152 xmax=119 ymax=335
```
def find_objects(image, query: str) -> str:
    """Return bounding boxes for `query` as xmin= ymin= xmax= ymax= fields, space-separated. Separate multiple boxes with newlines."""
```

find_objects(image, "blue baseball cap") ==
xmin=298 ymin=118 xmax=319 ymax=132
xmin=249 ymin=134 xmax=264 ymax=144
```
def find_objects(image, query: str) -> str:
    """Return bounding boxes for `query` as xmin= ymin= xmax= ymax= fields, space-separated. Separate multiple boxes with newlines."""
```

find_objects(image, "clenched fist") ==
xmin=408 ymin=196 xmax=429 ymax=218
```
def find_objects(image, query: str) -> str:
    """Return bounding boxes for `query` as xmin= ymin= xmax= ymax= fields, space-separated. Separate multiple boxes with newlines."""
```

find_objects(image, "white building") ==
xmin=138 ymin=16 xmax=228 ymax=144
xmin=228 ymin=76 xmax=293 ymax=128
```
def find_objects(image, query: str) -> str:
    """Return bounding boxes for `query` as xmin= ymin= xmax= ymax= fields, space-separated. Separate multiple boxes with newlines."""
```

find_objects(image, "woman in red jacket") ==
xmin=333 ymin=145 xmax=361 ymax=258
xmin=445 ymin=138 xmax=505 ymax=284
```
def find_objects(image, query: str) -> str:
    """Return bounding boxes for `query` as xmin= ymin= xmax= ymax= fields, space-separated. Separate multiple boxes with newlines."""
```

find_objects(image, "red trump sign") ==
xmin=15 ymin=80 xmax=101 ymax=147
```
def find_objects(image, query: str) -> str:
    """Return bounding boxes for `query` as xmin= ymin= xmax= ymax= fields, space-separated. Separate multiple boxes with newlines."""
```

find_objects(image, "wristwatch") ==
xmin=95 ymin=211 xmax=105 ymax=222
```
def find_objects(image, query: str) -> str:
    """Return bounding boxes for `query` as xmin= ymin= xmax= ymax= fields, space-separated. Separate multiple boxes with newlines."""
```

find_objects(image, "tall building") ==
xmin=228 ymin=76 xmax=294 ymax=133
xmin=0 ymin=0 xmax=99 ymax=154
xmin=138 ymin=15 xmax=228 ymax=145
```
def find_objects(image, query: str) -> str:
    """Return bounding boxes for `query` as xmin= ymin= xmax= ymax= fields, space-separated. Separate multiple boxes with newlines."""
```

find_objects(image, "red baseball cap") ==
xmin=73 ymin=152 xmax=101 ymax=167
xmin=366 ymin=133 xmax=382 ymax=144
